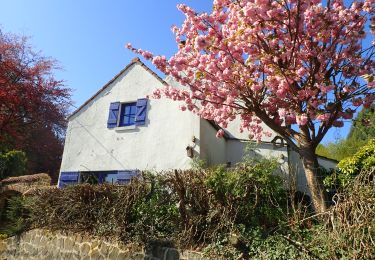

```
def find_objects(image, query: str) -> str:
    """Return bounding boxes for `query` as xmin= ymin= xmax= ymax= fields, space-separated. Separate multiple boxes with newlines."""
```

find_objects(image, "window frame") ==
xmin=118 ymin=101 xmax=137 ymax=127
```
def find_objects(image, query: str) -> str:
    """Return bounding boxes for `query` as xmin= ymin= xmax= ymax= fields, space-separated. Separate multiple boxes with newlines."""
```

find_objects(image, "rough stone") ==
xmin=116 ymin=251 xmax=128 ymax=260
xmin=91 ymin=240 xmax=100 ymax=250
xmin=89 ymin=248 xmax=101 ymax=259
xmin=64 ymin=237 xmax=75 ymax=250
xmin=186 ymin=251 xmax=204 ymax=260
xmin=0 ymin=229 xmax=206 ymax=259
xmin=108 ymin=247 xmax=120 ymax=259
xmin=80 ymin=243 xmax=91 ymax=256
xmin=0 ymin=240 xmax=7 ymax=253
xmin=98 ymin=242 xmax=109 ymax=256
xmin=57 ymin=237 xmax=65 ymax=249
xmin=75 ymin=234 xmax=83 ymax=243
xmin=132 ymin=252 xmax=146 ymax=260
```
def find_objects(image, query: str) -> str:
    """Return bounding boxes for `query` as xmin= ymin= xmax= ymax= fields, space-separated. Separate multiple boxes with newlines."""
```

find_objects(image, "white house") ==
xmin=58 ymin=58 xmax=336 ymax=196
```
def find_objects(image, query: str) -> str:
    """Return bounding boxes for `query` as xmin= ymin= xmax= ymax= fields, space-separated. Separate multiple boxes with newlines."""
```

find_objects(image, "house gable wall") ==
xmin=60 ymin=63 xmax=200 ymax=173
xmin=199 ymin=119 xmax=227 ymax=166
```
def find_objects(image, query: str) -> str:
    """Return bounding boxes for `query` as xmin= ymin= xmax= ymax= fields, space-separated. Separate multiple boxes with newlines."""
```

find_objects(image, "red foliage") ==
xmin=0 ymin=30 xmax=71 ymax=180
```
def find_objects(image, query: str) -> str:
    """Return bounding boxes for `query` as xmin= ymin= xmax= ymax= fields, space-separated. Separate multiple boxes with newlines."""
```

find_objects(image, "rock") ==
xmin=80 ymin=243 xmax=91 ymax=256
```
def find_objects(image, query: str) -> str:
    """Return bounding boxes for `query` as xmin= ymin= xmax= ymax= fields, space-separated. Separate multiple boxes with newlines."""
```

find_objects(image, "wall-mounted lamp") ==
xmin=186 ymin=146 xmax=194 ymax=158
xmin=278 ymin=154 xmax=286 ymax=163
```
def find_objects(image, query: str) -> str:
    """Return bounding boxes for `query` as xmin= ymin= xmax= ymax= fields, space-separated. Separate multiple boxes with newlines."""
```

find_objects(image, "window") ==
xmin=118 ymin=102 xmax=137 ymax=127
xmin=78 ymin=171 xmax=139 ymax=185
xmin=107 ymin=99 xmax=148 ymax=129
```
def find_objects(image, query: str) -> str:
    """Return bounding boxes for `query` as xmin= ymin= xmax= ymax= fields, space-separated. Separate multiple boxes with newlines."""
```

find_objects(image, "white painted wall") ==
xmin=225 ymin=117 xmax=278 ymax=142
xmin=288 ymin=150 xmax=337 ymax=196
xmin=317 ymin=157 xmax=337 ymax=170
xmin=200 ymin=119 xmax=227 ymax=166
xmin=60 ymin=63 xmax=200 ymax=173
xmin=226 ymin=140 xmax=288 ymax=165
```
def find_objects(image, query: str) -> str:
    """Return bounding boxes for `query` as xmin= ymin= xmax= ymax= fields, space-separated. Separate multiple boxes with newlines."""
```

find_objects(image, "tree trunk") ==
xmin=299 ymin=146 xmax=328 ymax=213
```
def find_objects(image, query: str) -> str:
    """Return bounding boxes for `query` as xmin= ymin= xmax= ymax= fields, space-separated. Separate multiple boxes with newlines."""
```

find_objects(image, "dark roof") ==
xmin=68 ymin=57 xmax=168 ymax=119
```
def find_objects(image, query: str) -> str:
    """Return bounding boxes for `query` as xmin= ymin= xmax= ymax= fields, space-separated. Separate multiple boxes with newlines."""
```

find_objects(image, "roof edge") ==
xmin=206 ymin=120 xmax=231 ymax=140
xmin=316 ymin=155 xmax=339 ymax=163
xmin=68 ymin=57 xmax=168 ymax=120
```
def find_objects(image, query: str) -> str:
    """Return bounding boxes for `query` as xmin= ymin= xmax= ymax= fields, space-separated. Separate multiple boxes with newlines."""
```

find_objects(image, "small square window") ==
xmin=118 ymin=102 xmax=137 ymax=127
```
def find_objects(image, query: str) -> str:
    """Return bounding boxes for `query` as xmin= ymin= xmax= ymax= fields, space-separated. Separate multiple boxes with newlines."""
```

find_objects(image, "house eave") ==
xmin=316 ymin=155 xmax=339 ymax=163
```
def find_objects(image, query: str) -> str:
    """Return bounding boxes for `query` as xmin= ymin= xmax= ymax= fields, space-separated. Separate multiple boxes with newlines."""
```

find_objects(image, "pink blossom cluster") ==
xmin=128 ymin=0 xmax=374 ymax=141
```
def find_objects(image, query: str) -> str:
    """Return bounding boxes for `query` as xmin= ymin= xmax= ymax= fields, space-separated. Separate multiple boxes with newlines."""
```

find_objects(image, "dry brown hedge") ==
xmin=28 ymin=166 xmax=286 ymax=248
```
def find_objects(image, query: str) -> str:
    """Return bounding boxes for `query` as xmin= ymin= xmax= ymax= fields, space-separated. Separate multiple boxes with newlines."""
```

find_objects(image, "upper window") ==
xmin=118 ymin=102 xmax=137 ymax=127
xmin=107 ymin=98 xmax=148 ymax=129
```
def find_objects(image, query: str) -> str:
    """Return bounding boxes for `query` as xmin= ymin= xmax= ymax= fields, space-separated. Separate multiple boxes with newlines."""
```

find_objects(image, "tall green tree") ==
xmin=348 ymin=105 xmax=375 ymax=143
xmin=317 ymin=105 xmax=375 ymax=161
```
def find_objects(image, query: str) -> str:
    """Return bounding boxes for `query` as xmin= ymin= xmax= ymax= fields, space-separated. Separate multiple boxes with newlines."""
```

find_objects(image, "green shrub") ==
xmin=0 ymin=196 xmax=31 ymax=236
xmin=131 ymin=172 xmax=179 ymax=242
xmin=338 ymin=138 xmax=375 ymax=175
xmin=0 ymin=150 xmax=28 ymax=180
xmin=162 ymin=159 xmax=287 ymax=248
xmin=325 ymin=139 xmax=375 ymax=189
xmin=205 ymin=159 xmax=286 ymax=228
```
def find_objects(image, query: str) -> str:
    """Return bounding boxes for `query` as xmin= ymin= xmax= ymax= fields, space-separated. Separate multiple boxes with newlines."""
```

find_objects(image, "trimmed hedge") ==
xmin=28 ymin=159 xmax=287 ymax=251
xmin=5 ymin=158 xmax=373 ymax=259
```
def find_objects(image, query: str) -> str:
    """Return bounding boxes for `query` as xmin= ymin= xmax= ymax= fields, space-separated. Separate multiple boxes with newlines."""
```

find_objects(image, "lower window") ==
xmin=79 ymin=171 xmax=139 ymax=185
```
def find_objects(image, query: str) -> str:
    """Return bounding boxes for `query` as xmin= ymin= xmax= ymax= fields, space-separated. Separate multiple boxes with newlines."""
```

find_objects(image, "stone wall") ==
xmin=0 ymin=229 xmax=204 ymax=260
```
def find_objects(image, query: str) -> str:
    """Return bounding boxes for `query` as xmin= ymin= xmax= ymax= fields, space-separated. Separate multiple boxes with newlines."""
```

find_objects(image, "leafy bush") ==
xmin=205 ymin=159 xmax=286 ymax=228
xmin=0 ymin=196 xmax=31 ymax=236
xmin=131 ymin=172 xmax=179 ymax=242
xmin=338 ymin=138 xmax=375 ymax=175
xmin=0 ymin=150 xmax=27 ymax=180
xmin=325 ymin=139 xmax=375 ymax=189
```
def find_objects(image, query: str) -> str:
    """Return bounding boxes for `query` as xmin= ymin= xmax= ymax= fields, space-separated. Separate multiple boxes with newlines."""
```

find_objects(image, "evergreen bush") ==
xmin=0 ymin=150 xmax=27 ymax=180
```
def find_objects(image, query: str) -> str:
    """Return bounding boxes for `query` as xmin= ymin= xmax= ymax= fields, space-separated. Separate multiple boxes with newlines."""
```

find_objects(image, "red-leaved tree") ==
xmin=128 ymin=0 xmax=374 ymax=212
xmin=0 ymin=30 xmax=71 ymax=180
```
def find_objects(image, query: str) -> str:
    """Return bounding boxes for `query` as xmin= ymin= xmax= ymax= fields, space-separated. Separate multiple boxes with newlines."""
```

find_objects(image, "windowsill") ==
xmin=115 ymin=125 xmax=137 ymax=131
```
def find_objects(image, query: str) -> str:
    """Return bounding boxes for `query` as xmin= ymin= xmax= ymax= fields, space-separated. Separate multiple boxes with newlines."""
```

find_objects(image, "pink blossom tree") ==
xmin=128 ymin=0 xmax=375 ymax=212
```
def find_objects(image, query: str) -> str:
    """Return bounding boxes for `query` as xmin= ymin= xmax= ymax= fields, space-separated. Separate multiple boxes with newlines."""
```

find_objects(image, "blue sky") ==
xmin=0 ymin=0 xmax=358 ymax=143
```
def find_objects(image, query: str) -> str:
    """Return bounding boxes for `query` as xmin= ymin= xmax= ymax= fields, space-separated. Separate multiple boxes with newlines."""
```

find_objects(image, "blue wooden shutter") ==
xmin=107 ymin=102 xmax=120 ymax=128
xmin=135 ymin=98 xmax=148 ymax=126
xmin=58 ymin=172 xmax=79 ymax=188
